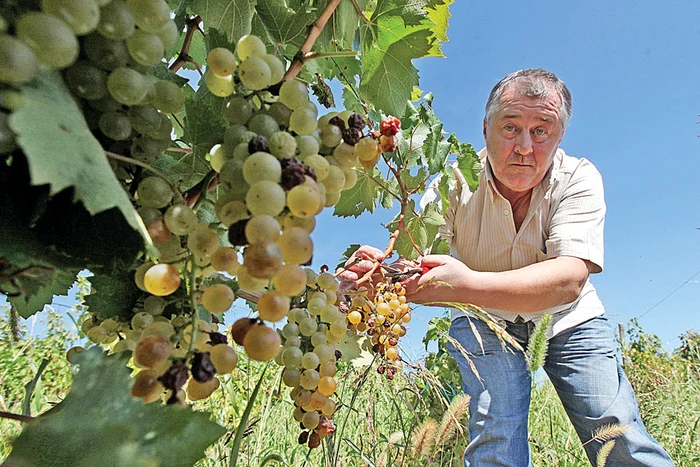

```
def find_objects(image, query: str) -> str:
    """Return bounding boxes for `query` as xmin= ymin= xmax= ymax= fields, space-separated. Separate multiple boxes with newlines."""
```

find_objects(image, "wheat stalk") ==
xmin=376 ymin=431 xmax=404 ymax=467
xmin=526 ymin=314 xmax=552 ymax=373
xmin=596 ymin=439 xmax=616 ymax=467
xmin=584 ymin=423 xmax=630 ymax=446
xmin=410 ymin=419 xmax=439 ymax=457
xmin=434 ymin=394 xmax=471 ymax=450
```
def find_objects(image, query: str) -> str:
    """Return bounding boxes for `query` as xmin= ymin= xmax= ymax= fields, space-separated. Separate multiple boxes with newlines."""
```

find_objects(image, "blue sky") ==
xmin=5 ymin=2 xmax=699 ymax=360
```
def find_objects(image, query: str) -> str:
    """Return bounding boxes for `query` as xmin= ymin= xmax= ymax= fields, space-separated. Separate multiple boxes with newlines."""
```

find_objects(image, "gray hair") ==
xmin=485 ymin=69 xmax=572 ymax=128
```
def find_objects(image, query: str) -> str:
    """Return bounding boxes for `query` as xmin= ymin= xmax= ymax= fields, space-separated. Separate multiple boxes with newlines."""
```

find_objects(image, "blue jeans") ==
xmin=447 ymin=315 xmax=675 ymax=467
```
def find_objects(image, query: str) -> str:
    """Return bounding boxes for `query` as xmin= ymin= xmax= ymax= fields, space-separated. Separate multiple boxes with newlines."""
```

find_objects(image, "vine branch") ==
xmin=169 ymin=16 xmax=204 ymax=74
xmin=283 ymin=0 xmax=342 ymax=81
xmin=0 ymin=411 xmax=34 ymax=423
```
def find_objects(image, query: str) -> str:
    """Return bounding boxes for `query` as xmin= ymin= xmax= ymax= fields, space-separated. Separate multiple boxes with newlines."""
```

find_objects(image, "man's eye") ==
xmin=534 ymin=128 xmax=546 ymax=136
xmin=504 ymin=124 xmax=516 ymax=132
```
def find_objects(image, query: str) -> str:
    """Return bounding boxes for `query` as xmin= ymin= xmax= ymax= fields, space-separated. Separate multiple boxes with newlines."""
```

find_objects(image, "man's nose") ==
xmin=514 ymin=132 xmax=533 ymax=156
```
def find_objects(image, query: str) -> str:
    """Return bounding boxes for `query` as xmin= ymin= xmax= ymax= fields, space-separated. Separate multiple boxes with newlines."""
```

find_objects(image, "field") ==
xmin=2 ymin=308 xmax=698 ymax=467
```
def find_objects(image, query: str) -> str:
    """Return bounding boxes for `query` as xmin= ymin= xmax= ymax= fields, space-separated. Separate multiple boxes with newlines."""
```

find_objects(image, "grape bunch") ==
xmin=0 ymin=0 xmax=184 ymax=174
xmin=345 ymin=280 xmax=410 ymax=379
xmin=226 ymin=269 xmax=344 ymax=448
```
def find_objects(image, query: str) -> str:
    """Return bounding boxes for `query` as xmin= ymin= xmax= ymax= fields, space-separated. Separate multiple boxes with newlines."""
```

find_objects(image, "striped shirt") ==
xmin=422 ymin=148 xmax=606 ymax=337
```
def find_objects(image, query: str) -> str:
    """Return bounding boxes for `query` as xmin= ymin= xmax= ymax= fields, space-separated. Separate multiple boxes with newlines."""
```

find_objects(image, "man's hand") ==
xmin=336 ymin=245 xmax=389 ymax=285
xmin=403 ymin=255 xmax=477 ymax=305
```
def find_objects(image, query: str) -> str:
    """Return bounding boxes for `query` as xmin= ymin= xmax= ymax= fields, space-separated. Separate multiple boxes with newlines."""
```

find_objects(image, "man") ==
xmin=340 ymin=69 xmax=674 ymax=466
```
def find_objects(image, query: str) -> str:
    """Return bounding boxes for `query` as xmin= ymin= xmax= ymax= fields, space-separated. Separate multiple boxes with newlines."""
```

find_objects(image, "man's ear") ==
xmin=483 ymin=118 xmax=488 ymax=140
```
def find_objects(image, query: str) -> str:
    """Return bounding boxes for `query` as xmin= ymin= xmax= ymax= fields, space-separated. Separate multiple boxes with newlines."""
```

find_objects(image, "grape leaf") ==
xmin=190 ymin=0 xmax=256 ymax=44
xmin=430 ymin=236 xmax=450 ymax=255
xmin=335 ymin=243 xmax=361 ymax=272
xmin=426 ymin=0 xmax=453 ymax=55
xmin=450 ymin=135 xmax=481 ymax=192
xmin=387 ymin=201 xmax=444 ymax=260
xmin=316 ymin=0 xmax=365 ymax=50
xmin=150 ymin=63 xmax=190 ymax=87
xmin=423 ymin=122 xmax=451 ymax=174
xmin=333 ymin=168 xmax=382 ymax=217
xmin=8 ymin=70 xmax=147 ymax=238
xmin=255 ymin=0 xmax=314 ymax=48
xmin=7 ymin=268 xmax=77 ymax=319
xmin=84 ymin=264 xmax=142 ymax=321
xmin=5 ymin=348 xmax=225 ymax=467
xmin=206 ymin=27 xmax=237 ymax=52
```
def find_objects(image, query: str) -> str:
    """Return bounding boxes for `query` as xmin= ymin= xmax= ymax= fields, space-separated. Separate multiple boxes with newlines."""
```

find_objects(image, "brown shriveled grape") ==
xmin=133 ymin=335 xmax=171 ymax=368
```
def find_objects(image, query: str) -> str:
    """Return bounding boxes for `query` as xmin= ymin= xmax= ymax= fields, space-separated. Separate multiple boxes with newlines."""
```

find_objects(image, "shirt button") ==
xmin=503 ymin=209 xmax=509 ymax=216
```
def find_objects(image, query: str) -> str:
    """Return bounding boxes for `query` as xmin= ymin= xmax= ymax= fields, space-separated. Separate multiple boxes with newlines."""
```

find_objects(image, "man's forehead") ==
xmin=496 ymin=87 xmax=562 ymax=121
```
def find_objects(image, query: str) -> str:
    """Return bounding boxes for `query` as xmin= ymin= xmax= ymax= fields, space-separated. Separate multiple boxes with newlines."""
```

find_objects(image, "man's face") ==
xmin=483 ymin=84 xmax=565 ymax=195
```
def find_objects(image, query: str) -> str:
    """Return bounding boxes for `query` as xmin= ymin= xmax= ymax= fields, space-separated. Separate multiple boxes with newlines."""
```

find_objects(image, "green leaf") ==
xmin=430 ymin=236 xmax=450 ymax=255
xmin=149 ymin=63 xmax=190 ymax=87
xmin=426 ymin=0 xmax=453 ymax=55
xmin=84 ymin=264 xmax=142 ymax=321
xmin=335 ymin=244 xmax=361 ymax=271
xmin=255 ymin=0 xmax=313 ymax=48
xmin=424 ymin=122 xmax=451 ymax=174
xmin=379 ymin=177 xmax=399 ymax=210
xmin=336 ymin=332 xmax=364 ymax=363
xmin=450 ymin=135 xmax=481 ymax=192
xmin=7 ymin=269 xmax=77 ymax=319
xmin=205 ymin=27 xmax=237 ymax=52
xmin=400 ymin=167 xmax=428 ymax=192
xmin=8 ymin=70 xmax=146 ymax=237
xmin=333 ymin=168 xmax=382 ymax=217
xmin=387 ymin=201 xmax=444 ymax=260
xmin=316 ymin=0 xmax=365 ymax=49
xmin=6 ymin=348 xmax=225 ymax=467
xmin=342 ymin=85 xmax=364 ymax=114
xmin=190 ymin=0 xmax=256 ymax=44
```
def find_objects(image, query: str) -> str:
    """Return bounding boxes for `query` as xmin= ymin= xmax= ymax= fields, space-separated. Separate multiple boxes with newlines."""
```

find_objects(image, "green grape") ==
xmin=99 ymin=111 xmax=132 ymax=141
xmin=207 ymin=47 xmax=236 ymax=76
xmin=107 ymin=67 xmax=149 ymax=105
xmin=219 ymin=159 xmax=249 ymax=197
xmin=154 ymin=20 xmax=179 ymax=48
xmin=42 ymin=0 xmax=100 ymax=36
xmin=286 ymin=184 xmax=321 ymax=219
xmin=268 ymin=102 xmax=292 ymax=127
xmin=83 ymin=33 xmax=130 ymax=71
xmin=298 ymin=100 xmax=319 ymax=118
xmin=282 ymin=346 xmax=303 ymax=369
xmin=300 ymin=369 xmax=320 ymax=391
xmin=163 ymin=204 xmax=196 ymax=235
xmin=152 ymin=80 xmax=184 ymax=113
xmin=289 ymin=108 xmax=317 ymax=135
xmin=125 ymin=0 xmax=170 ymax=33
xmin=202 ymin=284 xmax=235 ymax=313
xmin=204 ymin=70 xmax=234 ymax=97
xmin=317 ymin=113 xmax=336 ymax=128
xmin=245 ymin=180 xmax=286 ymax=216
xmin=243 ymin=151 xmax=281 ymax=184
xmin=131 ymin=311 xmax=154 ymax=330
xmin=97 ymin=0 xmax=134 ymax=39
xmin=223 ymin=124 xmax=246 ymax=146
xmin=64 ymin=61 xmax=108 ymax=100
xmin=126 ymin=29 xmax=164 ymax=66
xmin=0 ymin=89 xmax=24 ymax=111
xmin=343 ymin=167 xmax=358 ymax=190
xmin=284 ymin=212 xmax=316 ymax=234
xmin=262 ymin=54 xmax=284 ymax=85
xmin=298 ymin=317 xmax=317 ymax=336
xmin=239 ymin=56 xmax=271 ymax=90
xmin=307 ymin=297 xmax=326 ymax=316
xmin=268 ymin=131 xmax=296 ymax=159
xmin=87 ymin=325 xmax=108 ymax=343
xmin=257 ymin=290 xmax=290 ymax=322
xmin=127 ymin=105 xmax=161 ymax=134
xmin=247 ymin=114 xmax=279 ymax=138
xmin=232 ymin=142 xmax=249 ymax=161
xmin=271 ymin=263 xmax=307 ymax=296
xmin=137 ymin=176 xmax=172 ymax=208
xmin=313 ymin=344 xmax=335 ymax=364
xmin=302 ymin=352 xmax=320 ymax=370
xmin=236 ymin=34 xmax=267 ymax=61
xmin=209 ymin=143 xmax=226 ymax=172
xmin=217 ymin=199 xmax=248 ymax=227
xmin=93 ymin=0 xmax=113 ymax=6
xmin=187 ymin=223 xmax=220 ymax=257
xmin=210 ymin=344 xmax=238 ymax=374
xmin=282 ymin=368 xmax=301 ymax=387
xmin=282 ymin=322 xmax=300 ymax=339
xmin=0 ymin=113 xmax=18 ymax=155
xmin=242 ymin=241 xmax=283 ymax=279
xmin=320 ymin=304 xmax=339 ymax=322
xmin=148 ymin=112 xmax=172 ymax=140
xmin=295 ymin=135 xmax=319 ymax=158
xmin=322 ymin=165 xmax=346 ymax=192
xmin=244 ymin=214 xmax=281 ymax=244
xmin=16 ymin=12 xmax=79 ymax=69
xmin=0 ymin=36 xmax=39 ymax=85
xmin=302 ymin=154 xmax=330 ymax=181
xmin=138 ymin=206 xmax=161 ymax=226
xmin=310 ymin=332 xmax=327 ymax=347
xmin=277 ymin=227 xmax=313 ymax=265
xmin=324 ymin=189 xmax=341 ymax=207
xmin=243 ymin=323 xmax=282 ymax=361
xmin=89 ymin=96 xmax=121 ymax=114
xmin=317 ymin=272 xmax=337 ymax=290
xmin=333 ymin=142 xmax=358 ymax=167
xmin=320 ymin=124 xmax=342 ymax=147
xmin=279 ymin=80 xmax=309 ymax=110
xmin=130 ymin=135 xmax=163 ymax=162
xmin=141 ymin=321 xmax=175 ymax=340
xmin=224 ymin=96 xmax=252 ymax=125
xmin=144 ymin=295 xmax=166 ymax=316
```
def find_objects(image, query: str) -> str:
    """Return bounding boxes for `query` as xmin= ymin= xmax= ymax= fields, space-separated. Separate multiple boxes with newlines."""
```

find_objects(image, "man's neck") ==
xmin=494 ymin=179 xmax=533 ymax=232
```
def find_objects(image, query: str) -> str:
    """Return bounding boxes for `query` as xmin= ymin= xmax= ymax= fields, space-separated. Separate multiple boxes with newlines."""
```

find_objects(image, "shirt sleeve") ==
xmin=545 ymin=159 xmax=606 ymax=273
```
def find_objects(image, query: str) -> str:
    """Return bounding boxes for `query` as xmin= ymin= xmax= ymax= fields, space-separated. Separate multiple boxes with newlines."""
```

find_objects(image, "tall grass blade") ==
xmin=229 ymin=364 xmax=268 ymax=467
xmin=343 ymin=437 xmax=376 ymax=466
xmin=526 ymin=314 xmax=552 ymax=373
xmin=259 ymin=452 xmax=286 ymax=466
xmin=596 ymin=439 xmax=616 ymax=467
xmin=410 ymin=419 xmax=438 ymax=457
xmin=22 ymin=358 xmax=50 ymax=416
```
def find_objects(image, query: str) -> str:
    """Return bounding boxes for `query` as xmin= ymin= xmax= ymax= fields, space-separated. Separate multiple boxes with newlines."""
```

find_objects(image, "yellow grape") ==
xmin=133 ymin=335 xmax=171 ymax=368
xmin=286 ymin=184 xmax=321 ymax=219
xmin=204 ymin=70 xmax=234 ymax=97
xmin=130 ymin=369 xmax=165 ymax=403
xmin=243 ymin=241 xmax=283 ymax=279
xmin=144 ymin=263 xmax=181 ymax=296
xmin=385 ymin=347 xmax=399 ymax=360
xmin=301 ymin=410 xmax=320 ymax=430
xmin=272 ymin=264 xmax=307 ymax=296
xmin=347 ymin=310 xmax=362 ymax=325
xmin=317 ymin=376 xmax=336 ymax=396
xmin=202 ymin=284 xmax=235 ymax=314
xmin=276 ymin=227 xmax=313 ymax=265
xmin=207 ymin=47 xmax=236 ymax=76
xmin=210 ymin=344 xmax=238 ymax=374
xmin=257 ymin=290 xmax=291 ymax=322
xmin=245 ymin=214 xmax=281 ymax=244
xmin=321 ymin=398 xmax=337 ymax=416
xmin=210 ymin=246 xmax=240 ymax=275
xmin=243 ymin=323 xmax=281 ymax=361
xmin=187 ymin=376 xmax=220 ymax=401
xmin=187 ymin=224 xmax=220 ymax=257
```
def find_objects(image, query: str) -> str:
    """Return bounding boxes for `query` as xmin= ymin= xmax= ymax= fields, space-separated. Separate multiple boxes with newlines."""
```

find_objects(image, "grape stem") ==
xmin=104 ymin=151 xmax=185 ymax=204
xmin=349 ymin=0 xmax=371 ymax=25
xmin=183 ymin=171 xmax=220 ymax=207
xmin=187 ymin=255 xmax=199 ymax=355
xmin=0 ymin=411 xmax=34 ymax=423
xmin=169 ymin=16 xmax=204 ymax=74
xmin=301 ymin=50 xmax=358 ymax=61
xmin=283 ymin=0 xmax=342 ymax=81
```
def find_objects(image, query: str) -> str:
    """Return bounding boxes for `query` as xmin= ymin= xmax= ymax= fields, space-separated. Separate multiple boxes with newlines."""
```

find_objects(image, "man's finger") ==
xmin=420 ymin=254 xmax=448 ymax=268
